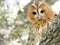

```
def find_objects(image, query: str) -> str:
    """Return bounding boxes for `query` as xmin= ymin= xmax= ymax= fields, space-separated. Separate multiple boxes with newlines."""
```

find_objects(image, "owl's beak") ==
xmin=38 ymin=15 xmax=42 ymax=19
xmin=34 ymin=13 xmax=44 ymax=20
xmin=38 ymin=14 xmax=44 ymax=20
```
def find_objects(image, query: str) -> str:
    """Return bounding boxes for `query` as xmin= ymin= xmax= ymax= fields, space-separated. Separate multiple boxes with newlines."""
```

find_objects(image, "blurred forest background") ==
xmin=0 ymin=0 xmax=60 ymax=45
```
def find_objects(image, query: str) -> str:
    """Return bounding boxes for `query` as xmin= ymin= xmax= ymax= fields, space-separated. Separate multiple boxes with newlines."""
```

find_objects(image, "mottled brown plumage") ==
xmin=27 ymin=1 xmax=57 ymax=45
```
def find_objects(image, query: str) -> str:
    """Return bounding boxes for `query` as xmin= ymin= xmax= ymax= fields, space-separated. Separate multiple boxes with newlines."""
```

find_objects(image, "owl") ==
xmin=27 ymin=1 xmax=57 ymax=45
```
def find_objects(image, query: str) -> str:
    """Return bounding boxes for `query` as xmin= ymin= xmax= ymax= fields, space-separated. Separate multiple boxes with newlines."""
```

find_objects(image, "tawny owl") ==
xmin=27 ymin=1 xmax=57 ymax=45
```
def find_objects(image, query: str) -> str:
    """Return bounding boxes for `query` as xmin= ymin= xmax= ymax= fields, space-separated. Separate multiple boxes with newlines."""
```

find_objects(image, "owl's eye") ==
xmin=32 ymin=11 xmax=36 ymax=15
xmin=40 ymin=10 xmax=45 ymax=13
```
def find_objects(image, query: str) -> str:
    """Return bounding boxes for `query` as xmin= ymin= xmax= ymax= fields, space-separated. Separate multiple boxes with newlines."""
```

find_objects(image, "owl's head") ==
xmin=27 ymin=1 xmax=57 ymax=24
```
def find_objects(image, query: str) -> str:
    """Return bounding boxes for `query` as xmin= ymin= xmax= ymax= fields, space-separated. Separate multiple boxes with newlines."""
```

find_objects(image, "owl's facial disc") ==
xmin=32 ymin=9 xmax=45 ymax=20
